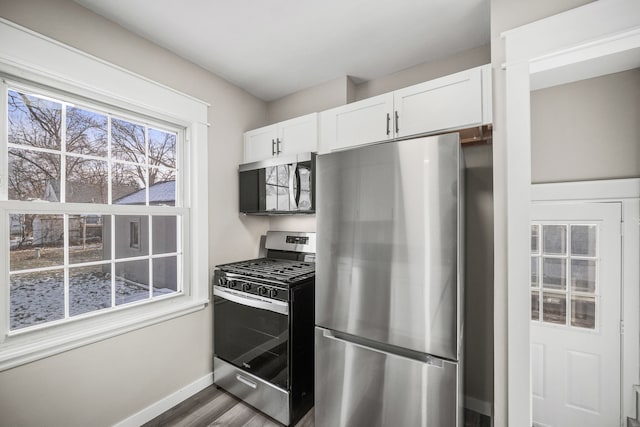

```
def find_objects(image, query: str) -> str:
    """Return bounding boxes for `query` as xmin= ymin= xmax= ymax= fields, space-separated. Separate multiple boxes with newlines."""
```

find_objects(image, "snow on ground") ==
xmin=10 ymin=270 xmax=174 ymax=330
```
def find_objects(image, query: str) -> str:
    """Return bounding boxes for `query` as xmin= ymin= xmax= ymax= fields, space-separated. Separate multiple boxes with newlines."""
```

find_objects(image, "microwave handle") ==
xmin=288 ymin=163 xmax=300 ymax=210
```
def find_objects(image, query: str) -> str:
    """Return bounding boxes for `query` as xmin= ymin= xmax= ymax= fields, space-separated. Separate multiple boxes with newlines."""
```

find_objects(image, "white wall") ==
xmin=489 ymin=0 xmax=596 ymax=425
xmin=354 ymin=44 xmax=491 ymax=101
xmin=267 ymin=76 xmax=355 ymax=123
xmin=531 ymin=68 xmax=640 ymax=183
xmin=0 ymin=0 xmax=268 ymax=425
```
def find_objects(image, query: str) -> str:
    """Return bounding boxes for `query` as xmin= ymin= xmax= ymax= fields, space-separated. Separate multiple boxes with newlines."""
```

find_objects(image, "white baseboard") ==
xmin=464 ymin=395 xmax=493 ymax=419
xmin=114 ymin=372 xmax=214 ymax=427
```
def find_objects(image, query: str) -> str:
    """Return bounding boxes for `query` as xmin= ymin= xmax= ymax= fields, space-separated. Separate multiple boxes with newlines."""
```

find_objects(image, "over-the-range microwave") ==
xmin=239 ymin=152 xmax=316 ymax=215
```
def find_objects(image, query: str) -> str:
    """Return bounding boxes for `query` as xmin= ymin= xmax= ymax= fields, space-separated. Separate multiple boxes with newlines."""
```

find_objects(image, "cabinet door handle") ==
xmin=386 ymin=113 xmax=390 ymax=136
xmin=276 ymin=138 xmax=281 ymax=154
xmin=271 ymin=139 xmax=276 ymax=156
xmin=395 ymin=111 xmax=399 ymax=134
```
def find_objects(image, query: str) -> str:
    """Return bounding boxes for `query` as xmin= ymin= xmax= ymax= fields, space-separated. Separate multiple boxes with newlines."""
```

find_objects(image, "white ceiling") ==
xmin=73 ymin=0 xmax=489 ymax=101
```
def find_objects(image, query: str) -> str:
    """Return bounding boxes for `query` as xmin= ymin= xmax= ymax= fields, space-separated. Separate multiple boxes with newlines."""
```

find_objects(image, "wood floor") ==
xmin=142 ymin=385 xmax=313 ymax=427
xmin=143 ymin=384 xmax=490 ymax=427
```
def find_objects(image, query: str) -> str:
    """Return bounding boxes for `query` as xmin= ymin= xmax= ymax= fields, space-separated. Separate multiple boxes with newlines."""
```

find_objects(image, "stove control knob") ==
xmin=243 ymin=283 xmax=252 ymax=292
xmin=228 ymin=280 xmax=238 ymax=289
xmin=218 ymin=277 xmax=227 ymax=287
xmin=258 ymin=286 xmax=268 ymax=296
xmin=269 ymin=289 xmax=279 ymax=299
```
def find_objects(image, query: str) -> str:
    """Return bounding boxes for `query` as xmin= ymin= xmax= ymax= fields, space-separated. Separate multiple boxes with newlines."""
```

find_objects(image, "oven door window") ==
xmin=214 ymin=296 xmax=289 ymax=389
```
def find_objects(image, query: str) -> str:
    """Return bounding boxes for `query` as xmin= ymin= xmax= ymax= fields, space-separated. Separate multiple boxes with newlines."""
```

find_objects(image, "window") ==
xmin=129 ymin=219 xmax=141 ymax=249
xmin=0 ymin=19 xmax=208 ymax=370
xmin=5 ymin=84 xmax=183 ymax=332
xmin=530 ymin=223 xmax=599 ymax=329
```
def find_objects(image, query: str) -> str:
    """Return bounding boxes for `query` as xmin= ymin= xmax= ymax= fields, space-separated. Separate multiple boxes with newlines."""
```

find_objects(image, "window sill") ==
xmin=0 ymin=296 xmax=209 ymax=372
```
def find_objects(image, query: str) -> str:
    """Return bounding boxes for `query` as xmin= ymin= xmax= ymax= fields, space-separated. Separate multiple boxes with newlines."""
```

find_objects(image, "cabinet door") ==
xmin=320 ymin=93 xmax=393 ymax=152
xmin=278 ymin=113 xmax=318 ymax=156
xmin=243 ymin=125 xmax=277 ymax=163
xmin=394 ymin=66 xmax=483 ymax=138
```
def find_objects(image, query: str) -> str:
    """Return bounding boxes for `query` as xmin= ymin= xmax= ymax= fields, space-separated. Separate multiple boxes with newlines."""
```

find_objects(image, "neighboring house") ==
xmin=24 ymin=180 xmax=104 ymax=247
xmin=103 ymin=180 xmax=177 ymax=291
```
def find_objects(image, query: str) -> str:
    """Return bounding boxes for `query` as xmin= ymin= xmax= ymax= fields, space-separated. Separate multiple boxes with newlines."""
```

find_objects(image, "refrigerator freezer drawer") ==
xmin=315 ymin=327 xmax=460 ymax=427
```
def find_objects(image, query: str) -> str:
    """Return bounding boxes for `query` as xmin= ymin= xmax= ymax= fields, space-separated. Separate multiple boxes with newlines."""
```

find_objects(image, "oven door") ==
xmin=213 ymin=287 xmax=289 ymax=389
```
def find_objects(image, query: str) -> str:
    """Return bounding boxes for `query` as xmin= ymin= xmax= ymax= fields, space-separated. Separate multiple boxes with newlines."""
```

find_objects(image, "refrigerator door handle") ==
xmin=320 ymin=328 xmax=444 ymax=367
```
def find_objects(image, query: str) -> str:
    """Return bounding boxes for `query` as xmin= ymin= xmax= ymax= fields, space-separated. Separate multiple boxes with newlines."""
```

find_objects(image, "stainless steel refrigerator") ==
xmin=315 ymin=133 xmax=464 ymax=427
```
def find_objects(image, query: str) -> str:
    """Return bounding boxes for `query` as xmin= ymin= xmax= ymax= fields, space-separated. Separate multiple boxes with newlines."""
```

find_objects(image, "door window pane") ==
xmin=531 ymin=256 xmax=539 ymax=287
xmin=531 ymin=291 xmax=540 ymax=321
xmin=531 ymin=224 xmax=539 ymax=253
xmin=542 ymin=257 xmax=566 ymax=290
xmin=571 ymin=296 xmax=596 ymax=329
xmin=69 ymin=265 xmax=112 ymax=316
xmin=571 ymin=225 xmax=596 ymax=257
xmin=542 ymin=292 xmax=566 ymax=325
xmin=10 ymin=269 xmax=65 ymax=330
xmin=571 ymin=259 xmax=597 ymax=293
xmin=543 ymin=225 xmax=567 ymax=255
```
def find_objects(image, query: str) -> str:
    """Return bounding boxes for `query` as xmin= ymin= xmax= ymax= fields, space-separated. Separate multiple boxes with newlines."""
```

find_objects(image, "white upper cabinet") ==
xmin=319 ymin=65 xmax=492 ymax=153
xmin=318 ymin=93 xmax=394 ymax=152
xmin=243 ymin=113 xmax=318 ymax=163
xmin=394 ymin=66 xmax=488 ymax=138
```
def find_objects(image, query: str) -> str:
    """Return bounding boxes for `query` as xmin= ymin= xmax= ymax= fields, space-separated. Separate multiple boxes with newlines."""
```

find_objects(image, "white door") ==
xmin=530 ymin=202 xmax=622 ymax=427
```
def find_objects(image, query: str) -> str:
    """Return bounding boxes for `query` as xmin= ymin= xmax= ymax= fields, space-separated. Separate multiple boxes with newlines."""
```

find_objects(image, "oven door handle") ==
xmin=214 ymin=287 xmax=289 ymax=315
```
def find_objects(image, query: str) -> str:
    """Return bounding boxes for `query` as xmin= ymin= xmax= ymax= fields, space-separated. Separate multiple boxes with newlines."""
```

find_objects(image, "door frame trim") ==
xmin=532 ymin=178 xmax=640 ymax=423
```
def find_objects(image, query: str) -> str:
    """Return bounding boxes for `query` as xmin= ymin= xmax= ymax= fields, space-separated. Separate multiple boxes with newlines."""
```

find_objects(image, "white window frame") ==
xmin=0 ymin=18 xmax=209 ymax=371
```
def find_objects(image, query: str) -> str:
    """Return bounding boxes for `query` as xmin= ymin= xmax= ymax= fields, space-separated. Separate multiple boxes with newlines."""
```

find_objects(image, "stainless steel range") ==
xmin=212 ymin=231 xmax=315 ymax=426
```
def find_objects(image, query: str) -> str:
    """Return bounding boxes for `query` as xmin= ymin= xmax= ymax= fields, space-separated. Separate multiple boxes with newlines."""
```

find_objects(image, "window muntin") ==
xmin=530 ymin=222 xmax=599 ymax=330
xmin=5 ymin=82 xmax=184 ymax=333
